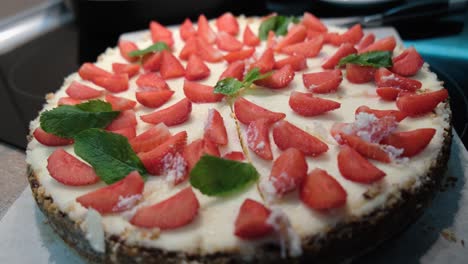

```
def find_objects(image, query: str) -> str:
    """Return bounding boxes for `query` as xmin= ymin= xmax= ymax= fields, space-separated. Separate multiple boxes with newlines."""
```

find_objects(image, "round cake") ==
xmin=26 ymin=13 xmax=452 ymax=263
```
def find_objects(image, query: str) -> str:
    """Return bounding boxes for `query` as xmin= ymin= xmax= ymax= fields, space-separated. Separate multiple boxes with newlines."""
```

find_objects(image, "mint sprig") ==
xmin=259 ymin=15 xmax=300 ymax=40
xmin=128 ymin=42 xmax=170 ymax=57
xmin=338 ymin=51 xmax=393 ymax=68
xmin=214 ymin=68 xmax=272 ymax=96
xmin=74 ymin=129 xmax=147 ymax=184
xmin=40 ymin=100 xmax=120 ymax=138
xmin=190 ymin=155 xmax=259 ymax=196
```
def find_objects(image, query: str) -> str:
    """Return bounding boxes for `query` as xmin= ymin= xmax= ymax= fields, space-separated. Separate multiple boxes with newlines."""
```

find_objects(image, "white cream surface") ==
xmin=26 ymin=17 xmax=450 ymax=256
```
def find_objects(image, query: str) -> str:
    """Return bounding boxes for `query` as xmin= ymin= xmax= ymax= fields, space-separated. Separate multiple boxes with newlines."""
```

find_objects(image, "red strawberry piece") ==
xmin=380 ymin=128 xmax=436 ymax=157
xmin=136 ymin=72 xmax=170 ymax=91
xmin=289 ymin=91 xmax=340 ymax=116
xmin=142 ymin=52 xmax=162 ymax=72
xmin=345 ymin=64 xmax=376 ymax=84
xmin=204 ymin=109 xmax=228 ymax=145
xmin=234 ymin=199 xmax=273 ymax=240
xmin=216 ymin=12 xmax=239 ymax=35
xmin=274 ymin=25 xmax=307 ymax=51
xmin=302 ymin=12 xmax=327 ymax=32
xmin=58 ymin=97 xmax=81 ymax=106
xmin=359 ymin=36 xmax=396 ymax=53
xmin=340 ymin=133 xmax=391 ymax=163
xmin=179 ymin=37 xmax=197 ymax=61
xmin=195 ymin=37 xmax=223 ymax=63
xmin=266 ymin=31 xmax=277 ymax=49
xmin=322 ymin=43 xmax=357 ymax=69
xmin=302 ymin=69 xmax=342 ymax=93
xmin=246 ymin=119 xmax=273 ymax=160
xmin=78 ymin=63 xmax=113 ymax=82
xmin=375 ymin=68 xmax=422 ymax=91
xmin=47 ymin=148 xmax=99 ymax=186
xmin=337 ymin=145 xmax=386 ymax=183
xmin=391 ymin=47 xmax=424 ymax=76
xmin=249 ymin=48 xmax=275 ymax=73
xmin=183 ymin=81 xmax=224 ymax=103
xmin=306 ymin=30 xmax=324 ymax=41
xmin=33 ymin=127 xmax=73 ymax=146
xmin=223 ymin=48 xmax=255 ymax=63
xmin=243 ymin=25 xmax=260 ymax=47
xmin=105 ymin=94 xmax=136 ymax=111
xmin=160 ymin=50 xmax=185 ymax=79
xmin=330 ymin=122 xmax=350 ymax=144
xmin=136 ymin=90 xmax=174 ymax=108
xmin=112 ymin=63 xmax=140 ymax=78
xmin=197 ymin=14 xmax=216 ymax=44
xmin=356 ymin=33 xmax=375 ymax=52
xmin=355 ymin=105 xmax=407 ymax=122
xmin=273 ymin=120 xmax=328 ymax=156
xmin=203 ymin=138 xmax=221 ymax=157
xmin=150 ymin=21 xmax=174 ymax=47
xmin=234 ymin=97 xmax=286 ymax=125
xmin=223 ymin=151 xmax=245 ymax=161
xmin=396 ymin=89 xmax=448 ymax=116
xmin=118 ymin=40 xmax=138 ymax=62
xmin=140 ymin=98 xmax=192 ymax=126
xmin=216 ymin=31 xmax=243 ymax=52
xmin=219 ymin=61 xmax=245 ymax=80
xmin=270 ymin=148 xmax=308 ymax=195
xmin=340 ymin=24 xmax=364 ymax=45
xmin=280 ymin=35 xmax=324 ymax=58
xmin=130 ymin=123 xmax=171 ymax=153
xmin=138 ymin=131 xmax=187 ymax=175
xmin=66 ymin=81 xmax=102 ymax=100
xmin=106 ymin=110 xmax=137 ymax=131
xmin=93 ymin=74 xmax=129 ymax=93
xmin=185 ymin=54 xmax=210 ymax=81
xmin=255 ymin=64 xmax=295 ymax=89
xmin=183 ymin=138 xmax=220 ymax=171
xmin=274 ymin=55 xmax=308 ymax=71
xmin=180 ymin=18 xmax=196 ymax=41
xmin=300 ymin=168 xmax=347 ymax=210
xmin=376 ymin=87 xmax=402 ymax=101
xmin=111 ymin=126 xmax=136 ymax=140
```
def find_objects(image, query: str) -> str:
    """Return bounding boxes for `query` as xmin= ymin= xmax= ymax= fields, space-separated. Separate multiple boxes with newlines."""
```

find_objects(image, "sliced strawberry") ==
xmin=203 ymin=138 xmax=221 ymax=157
xmin=106 ymin=110 xmax=137 ymax=131
xmin=337 ymin=145 xmax=386 ymax=184
xmin=78 ymin=63 xmax=112 ymax=82
xmin=204 ymin=109 xmax=228 ymax=145
xmin=289 ymin=91 xmax=340 ymax=116
xmin=249 ymin=48 xmax=275 ymax=73
xmin=180 ymin=18 xmax=196 ymax=41
xmin=246 ymin=119 xmax=273 ymax=160
xmin=266 ymin=30 xmax=277 ymax=49
xmin=219 ymin=61 xmax=245 ymax=80
xmin=47 ymin=148 xmax=99 ymax=186
xmin=195 ymin=37 xmax=223 ymax=63
xmin=66 ymin=81 xmax=102 ymax=100
xmin=234 ymin=199 xmax=273 ymax=240
xmin=356 ymin=33 xmax=375 ymax=52
xmin=160 ymin=50 xmax=185 ymax=79
xmin=273 ymin=120 xmax=328 ymax=156
xmin=216 ymin=12 xmax=239 ymax=35
xmin=183 ymin=81 xmax=224 ymax=103
xmin=324 ymin=32 xmax=341 ymax=46
xmin=179 ymin=37 xmax=197 ymax=60
xmin=112 ymin=63 xmax=140 ymax=78
xmin=346 ymin=64 xmax=376 ymax=84
xmin=355 ymin=105 xmax=407 ymax=122
xmin=380 ymin=128 xmax=436 ymax=157
xmin=136 ymin=72 xmax=170 ymax=91
xmin=142 ymin=52 xmax=162 ymax=72
xmin=118 ymin=40 xmax=138 ymax=62
xmin=93 ymin=74 xmax=129 ymax=93
xmin=340 ymin=24 xmax=364 ymax=45
xmin=396 ymin=89 xmax=448 ymax=116
xmin=185 ymin=54 xmax=210 ymax=81
xmin=138 ymin=131 xmax=187 ymax=175
xmin=183 ymin=138 xmax=220 ymax=171
xmin=274 ymin=55 xmax=307 ymax=71
xmin=275 ymin=25 xmax=307 ymax=51
xmin=33 ymin=127 xmax=73 ymax=146
xmin=302 ymin=12 xmax=327 ymax=32
xmin=131 ymin=187 xmax=199 ymax=229
xmin=306 ymin=30 xmax=324 ymax=41
xmin=105 ymin=94 xmax=136 ymax=111
xmin=255 ymin=65 xmax=295 ymax=89
xmin=391 ymin=47 xmax=424 ymax=76
xmin=150 ymin=21 xmax=174 ymax=47
xmin=197 ymin=14 xmax=216 ymax=44
xmin=270 ymin=148 xmax=308 ymax=195
xmin=111 ymin=126 xmax=136 ymax=140
xmin=243 ymin=25 xmax=260 ymax=47
xmin=375 ymin=68 xmax=422 ymax=91
xmin=223 ymin=48 xmax=255 ymax=63
xmin=376 ymin=87 xmax=401 ymax=101
xmin=216 ymin=31 xmax=243 ymax=52
xmin=58 ymin=97 xmax=81 ymax=106
xmin=302 ymin=69 xmax=342 ymax=93
xmin=340 ymin=133 xmax=390 ymax=163
xmin=322 ymin=43 xmax=357 ymax=69
xmin=223 ymin=151 xmax=245 ymax=161
xmin=280 ymin=35 xmax=324 ymax=58
xmin=140 ymin=98 xmax=192 ymax=126
xmin=300 ymin=168 xmax=347 ymax=210
xmin=359 ymin=36 xmax=396 ymax=53
xmin=130 ymin=123 xmax=171 ymax=153
xmin=136 ymin=90 xmax=174 ymax=108
xmin=234 ymin=97 xmax=286 ymax=125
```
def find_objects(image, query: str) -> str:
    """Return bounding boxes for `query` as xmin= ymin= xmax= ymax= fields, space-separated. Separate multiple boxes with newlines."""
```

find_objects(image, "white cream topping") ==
xmin=84 ymin=209 xmax=105 ymax=253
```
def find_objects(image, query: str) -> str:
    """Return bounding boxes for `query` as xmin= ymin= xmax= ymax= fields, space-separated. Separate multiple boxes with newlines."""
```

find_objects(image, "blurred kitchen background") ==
xmin=0 ymin=0 xmax=467 ymax=150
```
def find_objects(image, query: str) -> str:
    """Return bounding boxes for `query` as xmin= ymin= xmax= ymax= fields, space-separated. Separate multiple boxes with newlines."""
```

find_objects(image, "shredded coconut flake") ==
xmin=259 ymin=178 xmax=278 ymax=204
xmin=381 ymin=73 xmax=396 ymax=81
xmin=204 ymin=108 xmax=215 ymax=130
xmin=354 ymin=112 xmax=397 ymax=143
xmin=113 ymin=194 xmax=142 ymax=212
xmin=266 ymin=207 xmax=303 ymax=258
xmin=162 ymin=152 xmax=187 ymax=185
xmin=255 ymin=141 xmax=265 ymax=150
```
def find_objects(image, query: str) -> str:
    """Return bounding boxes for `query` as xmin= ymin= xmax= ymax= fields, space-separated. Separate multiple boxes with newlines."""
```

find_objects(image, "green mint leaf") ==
xmin=338 ymin=51 xmax=393 ymax=68
xmin=258 ymin=15 xmax=299 ymax=40
xmin=74 ymin=129 xmax=147 ymax=184
xmin=40 ymin=100 xmax=120 ymax=138
xmin=214 ymin=77 xmax=244 ymax=96
xmin=190 ymin=155 xmax=259 ymax=196
xmin=258 ymin=16 xmax=277 ymax=40
xmin=128 ymin=42 xmax=170 ymax=57
xmin=242 ymin=67 xmax=272 ymax=87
